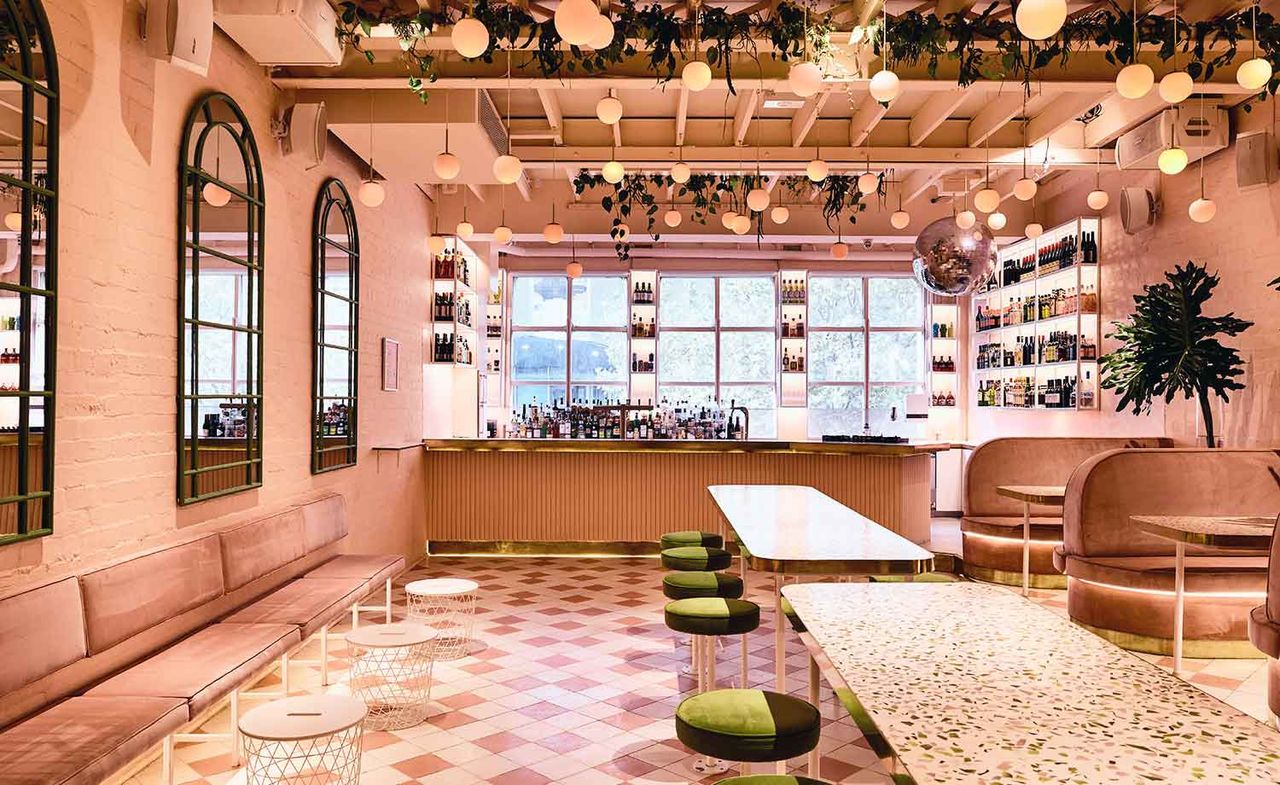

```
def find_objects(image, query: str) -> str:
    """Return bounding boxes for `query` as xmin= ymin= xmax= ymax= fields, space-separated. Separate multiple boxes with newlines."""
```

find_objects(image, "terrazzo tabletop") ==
xmin=783 ymin=581 xmax=1280 ymax=784
xmin=1131 ymin=515 xmax=1276 ymax=547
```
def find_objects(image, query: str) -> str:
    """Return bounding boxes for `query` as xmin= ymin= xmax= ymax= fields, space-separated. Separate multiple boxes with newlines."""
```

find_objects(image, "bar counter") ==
xmin=423 ymin=438 xmax=941 ymax=550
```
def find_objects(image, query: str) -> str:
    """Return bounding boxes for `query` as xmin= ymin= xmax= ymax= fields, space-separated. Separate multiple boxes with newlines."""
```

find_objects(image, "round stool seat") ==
xmin=714 ymin=777 xmax=832 ymax=785
xmin=676 ymin=689 xmax=821 ymax=763
xmin=780 ymin=597 xmax=806 ymax=633
xmin=662 ymin=546 xmax=732 ymax=571
xmin=663 ymin=571 xmax=744 ymax=600
xmin=661 ymin=530 xmax=725 ymax=550
xmin=665 ymin=598 xmax=760 ymax=637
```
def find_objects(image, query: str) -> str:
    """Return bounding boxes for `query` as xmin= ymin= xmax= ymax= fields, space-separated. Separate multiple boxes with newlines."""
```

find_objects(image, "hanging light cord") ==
xmin=368 ymin=94 xmax=375 ymax=180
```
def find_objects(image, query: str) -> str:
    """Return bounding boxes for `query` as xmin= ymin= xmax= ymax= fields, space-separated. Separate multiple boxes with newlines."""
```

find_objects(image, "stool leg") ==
xmin=162 ymin=735 xmax=174 ymax=785
xmin=774 ymin=574 xmax=785 ymax=692
xmin=351 ymin=601 xmax=359 ymax=630
xmin=807 ymin=656 xmax=820 ymax=777
xmin=707 ymin=636 xmax=717 ymax=690
xmin=695 ymin=636 xmax=706 ymax=694
xmin=320 ymin=624 xmax=330 ymax=687
xmin=280 ymin=652 xmax=290 ymax=696
xmin=229 ymin=690 xmax=241 ymax=767
xmin=385 ymin=578 xmax=393 ymax=622
xmin=740 ymin=633 xmax=748 ymax=688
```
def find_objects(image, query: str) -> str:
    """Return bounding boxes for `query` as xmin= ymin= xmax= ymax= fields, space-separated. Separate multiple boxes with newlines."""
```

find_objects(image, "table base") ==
xmin=242 ymin=724 xmax=363 ymax=785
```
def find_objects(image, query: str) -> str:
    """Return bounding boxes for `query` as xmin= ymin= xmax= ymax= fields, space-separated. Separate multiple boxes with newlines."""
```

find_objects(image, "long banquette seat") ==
xmin=0 ymin=494 xmax=405 ymax=785
xmin=1247 ymin=517 xmax=1280 ymax=726
xmin=961 ymin=436 xmax=1172 ymax=588
xmin=1055 ymin=448 xmax=1280 ymax=657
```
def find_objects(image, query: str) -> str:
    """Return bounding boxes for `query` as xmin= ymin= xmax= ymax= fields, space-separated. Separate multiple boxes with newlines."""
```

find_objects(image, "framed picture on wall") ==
xmin=382 ymin=338 xmax=399 ymax=392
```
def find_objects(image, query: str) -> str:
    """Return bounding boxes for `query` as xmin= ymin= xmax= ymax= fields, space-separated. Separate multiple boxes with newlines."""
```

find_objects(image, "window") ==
xmin=312 ymin=179 xmax=358 ymax=473
xmin=658 ymin=276 xmax=777 ymax=437
xmin=808 ymin=276 xmax=924 ymax=438
xmin=178 ymin=93 xmax=264 ymax=504
xmin=509 ymin=275 xmax=629 ymax=409
xmin=0 ymin=0 xmax=58 ymax=544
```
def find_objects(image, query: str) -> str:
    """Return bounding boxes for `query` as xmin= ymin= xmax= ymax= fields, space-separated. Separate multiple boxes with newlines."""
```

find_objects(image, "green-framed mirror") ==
xmin=0 ymin=0 xmax=58 ymax=544
xmin=312 ymin=178 xmax=358 ymax=473
xmin=178 ymin=93 xmax=264 ymax=505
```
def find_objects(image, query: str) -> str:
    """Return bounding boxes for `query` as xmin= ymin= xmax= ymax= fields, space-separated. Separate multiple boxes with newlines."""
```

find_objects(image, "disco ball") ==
xmin=911 ymin=216 xmax=998 ymax=296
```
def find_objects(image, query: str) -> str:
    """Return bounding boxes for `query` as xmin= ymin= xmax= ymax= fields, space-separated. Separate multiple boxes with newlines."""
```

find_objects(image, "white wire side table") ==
xmin=344 ymin=622 xmax=438 ymax=730
xmin=405 ymin=578 xmax=479 ymax=660
xmin=238 ymin=695 xmax=366 ymax=785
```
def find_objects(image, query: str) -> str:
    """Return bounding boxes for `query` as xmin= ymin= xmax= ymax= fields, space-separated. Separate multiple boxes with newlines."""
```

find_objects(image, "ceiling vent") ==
xmin=213 ymin=0 xmax=343 ymax=66
xmin=1115 ymin=108 xmax=1229 ymax=171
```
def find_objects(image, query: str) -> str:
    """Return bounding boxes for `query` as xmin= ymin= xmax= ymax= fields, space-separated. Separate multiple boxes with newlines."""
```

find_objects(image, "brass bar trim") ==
xmin=428 ymin=540 xmax=661 ymax=556
xmin=423 ymin=438 xmax=952 ymax=456
xmin=1075 ymin=621 xmax=1267 ymax=660
xmin=963 ymin=564 xmax=1068 ymax=590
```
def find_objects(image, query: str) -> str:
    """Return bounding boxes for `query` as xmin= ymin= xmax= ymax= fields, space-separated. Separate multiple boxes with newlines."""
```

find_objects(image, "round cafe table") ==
xmin=405 ymin=578 xmax=479 ymax=660
xmin=345 ymin=622 xmax=438 ymax=730
xmin=238 ymin=695 xmax=366 ymax=785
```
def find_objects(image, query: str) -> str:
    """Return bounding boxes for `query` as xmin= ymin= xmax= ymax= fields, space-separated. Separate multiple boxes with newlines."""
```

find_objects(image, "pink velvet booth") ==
xmin=961 ymin=436 xmax=1172 ymax=588
xmin=1055 ymin=448 xmax=1280 ymax=657
xmin=1247 ymin=517 xmax=1280 ymax=724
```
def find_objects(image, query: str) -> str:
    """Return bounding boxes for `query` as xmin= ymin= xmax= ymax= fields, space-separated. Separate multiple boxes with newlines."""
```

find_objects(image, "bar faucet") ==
xmin=728 ymin=402 xmax=749 ymax=440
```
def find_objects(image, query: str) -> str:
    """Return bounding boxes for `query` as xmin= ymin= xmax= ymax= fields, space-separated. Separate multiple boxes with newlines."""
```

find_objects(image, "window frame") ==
xmin=311 ymin=178 xmax=359 ymax=474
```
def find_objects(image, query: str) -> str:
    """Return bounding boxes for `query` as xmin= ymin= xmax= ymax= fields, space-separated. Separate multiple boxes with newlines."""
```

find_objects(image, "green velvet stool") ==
xmin=675 ymin=689 xmax=822 ymax=776
xmin=664 ymin=571 xmax=745 ymax=601
xmin=665 ymin=597 xmax=760 ymax=698
xmin=661 ymin=530 xmax=725 ymax=551
xmin=662 ymin=545 xmax=733 ymax=572
xmin=713 ymin=777 xmax=831 ymax=785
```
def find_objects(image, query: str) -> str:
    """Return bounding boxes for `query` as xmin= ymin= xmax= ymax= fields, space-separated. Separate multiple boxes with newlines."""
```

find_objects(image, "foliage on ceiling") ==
xmin=338 ymin=0 xmax=1279 ymax=99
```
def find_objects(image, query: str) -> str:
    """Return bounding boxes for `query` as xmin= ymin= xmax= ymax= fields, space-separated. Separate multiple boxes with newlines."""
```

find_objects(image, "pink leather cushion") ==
xmin=1249 ymin=605 xmax=1280 ymax=658
xmin=961 ymin=516 xmax=1064 ymax=540
xmin=87 ymin=623 xmax=300 ymax=716
xmin=306 ymin=554 xmax=404 ymax=583
xmin=301 ymin=494 xmax=348 ymax=553
xmin=1269 ymin=519 xmax=1280 ymax=622
xmin=0 ymin=578 xmax=86 ymax=698
xmin=79 ymin=536 xmax=224 ymax=655
xmin=219 ymin=508 xmax=306 ymax=591
xmin=1064 ymin=449 xmax=1280 ymax=558
xmin=221 ymin=578 xmax=362 ymax=638
xmin=0 ymin=696 xmax=187 ymax=785
xmin=1060 ymin=553 xmax=1269 ymax=593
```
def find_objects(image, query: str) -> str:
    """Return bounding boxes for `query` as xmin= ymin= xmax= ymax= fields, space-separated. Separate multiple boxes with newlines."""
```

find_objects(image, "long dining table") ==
xmin=707 ymin=484 xmax=935 ymax=691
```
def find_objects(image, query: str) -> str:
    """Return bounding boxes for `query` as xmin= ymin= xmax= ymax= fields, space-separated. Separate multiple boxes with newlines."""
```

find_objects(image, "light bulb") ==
xmin=543 ymin=221 xmax=564 ymax=244
xmin=1159 ymin=71 xmax=1194 ymax=104
xmin=857 ymin=171 xmax=879 ymax=195
xmin=1025 ymin=222 xmax=1044 ymax=239
xmin=1012 ymin=177 xmax=1037 ymax=202
xmin=955 ymin=210 xmax=976 ymax=229
xmin=1158 ymin=146 xmax=1188 ymax=175
xmin=554 ymin=0 xmax=598 ymax=46
xmin=493 ymin=154 xmax=523 ymax=184
xmin=988 ymin=211 xmax=1008 ymax=230
xmin=566 ymin=261 xmax=584 ymax=279
xmin=596 ymin=96 xmax=623 ymax=125
xmin=664 ymin=209 xmax=683 ymax=228
xmin=770 ymin=205 xmax=790 ymax=224
xmin=427 ymin=234 xmax=447 ymax=255
xmin=2 ymin=212 xmax=19 ymax=231
xmin=732 ymin=214 xmax=751 ymax=234
xmin=1188 ymin=196 xmax=1217 ymax=223
xmin=806 ymin=158 xmax=828 ymax=182
xmin=587 ymin=14 xmax=615 ymax=49
xmin=721 ymin=211 xmax=738 ymax=229
xmin=1116 ymin=63 xmax=1155 ymax=99
xmin=433 ymin=151 xmax=461 ymax=181
xmin=601 ymin=159 xmax=626 ymax=184
xmin=830 ymin=242 xmax=849 ymax=260
xmin=1087 ymin=189 xmax=1110 ymax=210
xmin=682 ymin=60 xmax=712 ymax=92
xmin=202 ymin=181 xmax=231 ymax=207
xmin=614 ymin=223 xmax=630 ymax=241
xmin=671 ymin=161 xmax=691 ymax=183
xmin=868 ymin=69 xmax=900 ymax=103
xmin=890 ymin=209 xmax=910 ymax=230
xmin=493 ymin=224 xmax=512 ymax=244
xmin=456 ymin=220 xmax=474 ymax=240
xmin=1237 ymin=57 xmax=1273 ymax=91
xmin=451 ymin=17 xmax=490 ymax=58
xmin=973 ymin=188 xmax=1000 ymax=213
xmin=1015 ymin=0 xmax=1067 ymax=40
xmin=788 ymin=61 xmax=823 ymax=98
xmin=358 ymin=180 xmax=385 ymax=208
xmin=746 ymin=187 xmax=770 ymax=212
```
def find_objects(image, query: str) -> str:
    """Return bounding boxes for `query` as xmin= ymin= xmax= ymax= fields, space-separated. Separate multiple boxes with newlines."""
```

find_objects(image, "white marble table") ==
xmin=783 ymin=581 xmax=1280 ymax=785
xmin=995 ymin=484 xmax=1066 ymax=596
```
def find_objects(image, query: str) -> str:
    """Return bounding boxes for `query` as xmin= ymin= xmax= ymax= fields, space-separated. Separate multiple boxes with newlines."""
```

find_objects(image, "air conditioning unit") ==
xmin=213 ymin=0 xmax=343 ymax=67
xmin=280 ymin=102 xmax=327 ymax=166
xmin=1115 ymin=107 xmax=1229 ymax=171
xmin=146 ymin=0 xmax=214 ymax=76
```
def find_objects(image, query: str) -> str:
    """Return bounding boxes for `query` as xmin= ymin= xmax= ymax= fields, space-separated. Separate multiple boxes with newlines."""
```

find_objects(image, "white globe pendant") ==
xmin=1237 ymin=57 xmax=1273 ymax=91
xmin=554 ymin=0 xmax=598 ymax=46
xmin=202 ymin=182 xmax=232 ymax=207
xmin=973 ymin=187 xmax=1001 ymax=213
xmin=664 ymin=209 xmax=683 ymax=228
xmin=493 ymin=154 xmax=523 ymax=184
xmin=671 ymin=161 xmax=691 ymax=183
xmin=868 ymin=69 xmax=901 ymax=103
xmin=2 ymin=212 xmax=20 ymax=231
xmin=890 ymin=210 xmax=910 ymax=230
xmin=857 ymin=171 xmax=879 ymax=195
xmin=601 ymin=159 xmax=626 ymax=184
xmin=1015 ymin=0 xmax=1067 ymax=41
xmin=543 ymin=222 xmax=565 ymax=244
xmin=1188 ymin=196 xmax=1217 ymax=223
xmin=830 ymin=242 xmax=849 ymax=260
xmin=789 ymin=61 xmax=824 ymax=98
xmin=614 ymin=223 xmax=631 ymax=241
xmin=587 ymin=14 xmax=615 ymax=49
xmin=806 ymin=158 xmax=829 ymax=182
xmin=1116 ymin=63 xmax=1155 ymax=99
xmin=987 ymin=211 xmax=1008 ymax=230
xmin=955 ymin=210 xmax=976 ymax=230
xmin=427 ymin=234 xmax=447 ymax=255
xmin=770 ymin=205 xmax=790 ymax=224
xmin=1086 ymin=189 xmax=1110 ymax=210
xmin=451 ymin=17 xmax=490 ymax=58
xmin=1159 ymin=71 xmax=1194 ymax=104
xmin=721 ymin=211 xmax=738 ymax=230
xmin=746 ymin=187 xmax=770 ymax=212
xmin=566 ymin=261 xmax=584 ymax=278
xmin=596 ymin=96 xmax=623 ymax=125
xmin=731 ymin=214 xmax=751 ymax=234
xmin=433 ymin=151 xmax=461 ymax=181
xmin=456 ymin=220 xmax=474 ymax=240
xmin=1012 ymin=177 xmax=1037 ymax=202
xmin=1158 ymin=146 xmax=1188 ymax=175
xmin=1025 ymin=222 xmax=1044 ymax=239
xmin=493 ymin=224 xmax=513 ymax=245
xmin=358 ymin=180 xmax=385 ymax=208
xmin=682 ymin=60 xmax=713 ymax=92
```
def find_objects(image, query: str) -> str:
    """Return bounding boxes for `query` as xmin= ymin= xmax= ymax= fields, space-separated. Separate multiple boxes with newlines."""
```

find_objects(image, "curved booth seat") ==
xmin=960 ymin=437 xmax=1172 ymax=588
xmin=1247 ymin=524 xmax=1280 ymax=722
xmin=1059 ymin=448 xmax=1280 ymax=657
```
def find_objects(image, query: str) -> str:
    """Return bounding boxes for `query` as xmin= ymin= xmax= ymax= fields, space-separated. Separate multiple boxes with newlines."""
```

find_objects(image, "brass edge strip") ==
xmin=747 ymin=556 xmax=937 ymax=575
xmin=1075 ymin=621 xmax=1267 ymax=659
xmin=428 ymin=540 xmax=660 ymax=556
xmin=964 ymin=564 xmax=1068 ymax=590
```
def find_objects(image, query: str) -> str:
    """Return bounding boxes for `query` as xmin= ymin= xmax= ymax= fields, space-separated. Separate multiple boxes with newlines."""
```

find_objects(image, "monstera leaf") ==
xmin=1100 ymin=261 xmax=1253 ymax=448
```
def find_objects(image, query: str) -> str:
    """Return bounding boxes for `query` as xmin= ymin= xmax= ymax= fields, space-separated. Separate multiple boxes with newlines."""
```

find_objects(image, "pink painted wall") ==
xmin=0 ymin=1 xmax=430 ymax=591
xmin=970 ymin=106 xmax=1280 ymax=449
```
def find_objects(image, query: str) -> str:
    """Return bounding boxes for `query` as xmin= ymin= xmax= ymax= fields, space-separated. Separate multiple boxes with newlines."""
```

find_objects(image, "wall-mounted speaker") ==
xmin=1120 ymin=186 xmax=1157 ymax=235
xmin=281 ymin=102 xmax=327 ymax=166
xmin=146 ymin=0 xmax=214 ymax=76
xmin=1236 ymin=130 xmax=1277 ymax=191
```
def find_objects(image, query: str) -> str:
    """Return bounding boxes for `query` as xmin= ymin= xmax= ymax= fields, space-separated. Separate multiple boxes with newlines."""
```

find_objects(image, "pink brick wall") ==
xmin=0 ymin=1 xmax=429 ymax=590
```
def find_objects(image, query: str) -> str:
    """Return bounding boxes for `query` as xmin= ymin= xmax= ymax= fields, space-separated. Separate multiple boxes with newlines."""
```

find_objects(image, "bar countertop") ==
xmin=422 ymin=438 xmax=953 ymax=456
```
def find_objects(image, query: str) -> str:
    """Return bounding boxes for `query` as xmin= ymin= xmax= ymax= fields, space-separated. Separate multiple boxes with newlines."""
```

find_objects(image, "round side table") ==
xmin=344 ymin=622 xmax=438 ymax=730
xmin=405 ymin=578 xmax=479 ymax=660
xmin=238 ymin=695 xmax=366 ymax=785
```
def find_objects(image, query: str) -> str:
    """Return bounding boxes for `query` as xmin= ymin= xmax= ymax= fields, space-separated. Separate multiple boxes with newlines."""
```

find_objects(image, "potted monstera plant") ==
xmin=1100 ymin=261 xmax=1253 ymax=448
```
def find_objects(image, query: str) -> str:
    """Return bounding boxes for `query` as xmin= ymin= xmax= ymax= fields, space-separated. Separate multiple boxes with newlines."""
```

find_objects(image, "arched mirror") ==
xmin=0 ymin=0 xmax=58 ymax=544
xmin=312 ymin=178 xmax=358 ymax=473
xmin=178 ymin=93 xmax=264 ymax=505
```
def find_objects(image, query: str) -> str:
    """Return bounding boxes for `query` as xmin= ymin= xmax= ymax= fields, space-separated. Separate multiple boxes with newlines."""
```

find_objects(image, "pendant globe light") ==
xmin=868 ymin=4 xmax=900 ymax=103
xmin=452 ymin=0 xmax=490 ymax=59
xmin=1086 ymin=147 xmax=1109 ymax=210
xmin=596 ymin=94 xmax=623 ymax=125
xmin=1012 ymin=99 xmax=1037 ymax=201
xmin=1015 ymin=0 xmax=1067 ymax=41
xmin=1188 ymin=94 xmax=1216 ymax=222
xmin=973 ymin=140 xmax=1000 ymax=213
xmin=889 ymin=175 xmax=910 ymax=229
xmin=745 ymin=111 xmax=770 ymax=212
xmin=428 ymin=233 xmax=447 ymax=256
xmin=202 ymin=131 xmax=231 ymax=207
xmin=682 ymin=9 xmax=713 ymax=92
xmin=543 ymin=143 xmax=564 ymax=243
xmin=358 ymin=95 xmax=385 ymax=207
xmin=1025 ymin=198 xmax=1043 ymax=239
xmin=671 ymin=158 xmax=691 ymax=184
xmin=493 ymin=222 xmax=513 ymax=245
xmin=664 ymin=206 xmax=683 ymax=227
xmin=455 ymin=190 xmax=474 ymax=239
xmin=1116 ymin=1 xmax=1154 ymax=99
xmin=806 ymin=111 xmax=828 ymax=183
xmin=721 ymin=210 xmax=738 ymax=229
xmin=1237 ymin=3 xmax=1273 ymax=90
xmin=493 ymin=48 xmax=523 ymax=184
xmin=771 ymin=186 xmax=790 ymax=224
xmin=602 ymin=148 xmax=626 ymax=184
xmin=1158 ymin=0 xmax=1193 ymax=103
xmin=1157 ymin=109 xmax=1187 ymax=174
xmin=831 ymin=222 xmax=849 ymax=259
xmin=988 ymin=210 xmax=1008 ymax=230
xmin=857 ymin=154 xmax=879 ymax=195
xmin=790 ymin=62 xmax=823 ymax=98
xmin=434 ymin=96 xmax=462 ymax=181
xmin=555 ymin=0 xmax=599 ymax=47
xmin=732 ymin=213 xmax=751 ymax=234
xmin=955 ymin=193 xmax=976 ymax=229
xmin=566 ymin=236 xmax=583 ymax=278
xmin=587 ymin=13 xmax=615 ymax=50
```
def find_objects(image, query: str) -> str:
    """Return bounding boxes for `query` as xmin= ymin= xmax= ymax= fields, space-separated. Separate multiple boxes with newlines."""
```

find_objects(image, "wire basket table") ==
xmin=405 ymin=578 xmax=479 ymax=660
xmin=344 ymin=622 xmax=438 ymax=730
xmin=238 ymin=695 xmax=366 ymax=785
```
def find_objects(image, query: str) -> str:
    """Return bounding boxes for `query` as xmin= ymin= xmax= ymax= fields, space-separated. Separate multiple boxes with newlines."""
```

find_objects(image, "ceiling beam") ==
xmin=967 ymin=93 xmax=1023 ymax=147
xmin=791 ymin=91 xmax=831 ymax=148
xmin=675 ymin=86 xmax=689 ymax=146
xmin=1025 ymin=91 xmax=1111 ymax=146
xmin=848 ymin=97 xmax=890 ymax=147
xmin=1083 ymin=92 xmax=1166 ymax=147
xmin=733 ymin=89 xmax=760 ymax=146
xmin=535 ymin=87 xmax=563 ymax=145
xmin=512 ymin=146 xmax=1115 ymax=171
xmin=900 ymin=169 xmax=946 ymax=205
xmin=909 ymin=89 xmax=970 ymax=147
